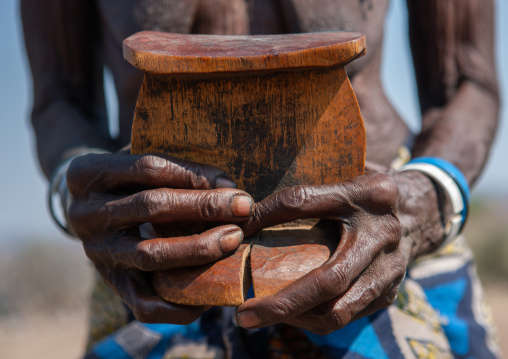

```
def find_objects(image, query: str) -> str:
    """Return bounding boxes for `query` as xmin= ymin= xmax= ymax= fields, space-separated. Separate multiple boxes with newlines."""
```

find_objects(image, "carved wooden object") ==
xmin=251 ymin=225 xmax=338 ymax=298
xmin=153 ymin=244 xmax=251 ymax=306
xmin=125 ymin=31 xmax=366 ymax=306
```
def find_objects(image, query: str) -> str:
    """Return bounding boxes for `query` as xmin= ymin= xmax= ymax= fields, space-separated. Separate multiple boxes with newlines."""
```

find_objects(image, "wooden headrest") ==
xmin=123 ymin=31 xmax=366 ymax=75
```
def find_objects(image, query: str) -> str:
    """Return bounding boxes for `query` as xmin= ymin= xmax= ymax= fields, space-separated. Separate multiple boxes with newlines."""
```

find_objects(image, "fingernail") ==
xmin=231 ymin=196 xmax=252 ymax=217
xmin=215 ymin=176 xmax=237 ymax=189
xmin=237 ymin=311 xmax=262 ymax=328
xmin=220 ymin=231 xmax=243 ymax=253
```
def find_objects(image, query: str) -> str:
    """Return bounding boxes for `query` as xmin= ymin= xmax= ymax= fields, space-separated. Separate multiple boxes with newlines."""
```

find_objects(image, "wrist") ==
xmin=48 ymin=147 xmax=110 ymax=236
xmin=393 ymin=170 xmax=449 ymax=260
xmin=396 ymin=157 xmax=470 ymax=258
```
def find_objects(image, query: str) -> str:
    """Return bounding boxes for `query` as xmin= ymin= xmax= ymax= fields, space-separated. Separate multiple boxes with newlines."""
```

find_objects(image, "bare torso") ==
xmin=99 ymin=0 xmax=409 ymax=165
xmin=21 ymin=0 xmax=499 ymax=340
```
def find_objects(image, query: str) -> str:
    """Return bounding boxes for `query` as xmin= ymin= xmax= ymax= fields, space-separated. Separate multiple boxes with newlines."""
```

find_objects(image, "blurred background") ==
xmin=0 ymin=0 xmax=506 ymax=357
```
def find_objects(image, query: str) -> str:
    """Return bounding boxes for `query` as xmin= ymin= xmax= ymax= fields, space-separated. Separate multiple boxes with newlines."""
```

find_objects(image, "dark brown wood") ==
xmin=126 ymin=31 xmax=366 ymax=306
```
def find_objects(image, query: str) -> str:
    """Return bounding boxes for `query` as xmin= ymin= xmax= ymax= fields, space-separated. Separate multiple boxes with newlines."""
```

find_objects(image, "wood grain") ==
xmin=153 ymin=243 xmax=251 ymax=307
xmin=251 ymin=226 xmax=338 ymax=298
xmin=127 ymin=31 xmax=366 ymax=306
xmin=124 ymin=31 xmax=366 ymax=75
xmin=131 ymin=66 xmax=365 ymax=201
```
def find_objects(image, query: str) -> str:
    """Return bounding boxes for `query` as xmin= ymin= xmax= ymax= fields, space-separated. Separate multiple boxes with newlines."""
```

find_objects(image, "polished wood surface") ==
xmin=251 ymin=226 xmax=338 ymax=298
xmin=153 ymin=244 xmax=251 ymax=307
xmin=124 ymin=31 xmax=366 ymax=75
xmin=127 ymin=31 xmax=366 ymax=306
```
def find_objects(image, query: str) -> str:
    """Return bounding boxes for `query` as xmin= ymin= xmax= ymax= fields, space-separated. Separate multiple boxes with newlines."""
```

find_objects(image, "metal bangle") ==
xmin=47 ymin=148 xmax=110 ymax=236
xmin=48 ymin=158 xmax=75 ymax=235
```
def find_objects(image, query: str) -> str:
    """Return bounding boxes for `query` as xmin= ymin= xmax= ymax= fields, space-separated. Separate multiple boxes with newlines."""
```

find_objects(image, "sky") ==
xmin=0 ymin=0 xmax=507 ymax=242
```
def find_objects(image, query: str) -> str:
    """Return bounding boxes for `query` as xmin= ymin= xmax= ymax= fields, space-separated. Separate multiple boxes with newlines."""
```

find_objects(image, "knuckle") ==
xmin=364 ymin=284 xmax=382 ymax=303
xmin=197 ymin=193 xmax=221 ymax=219
xmin=278 ymin=185 xmax=309 ymax=213
xmin=67 ymin=199 xmax=99 ymax=235
xmin=180 ymin=160 xmax=229 ymax=190
xmin=185 ymin=163 xmax=211 ymax=190
xmin=67 ymin=200 xmax=82 ymax=225
xmin=192 ymin=237 xmax=215 ymax=262
xmin=134 ymin=191 xmax=162 ymax=218
xmin=134 ymin=243 xmax=156 ymax=271
xmin=135 ymin=155 xmax=166 ymax=177
xmin=66 ymin=155 xmax=96 ymax=196
xmin=331 ymin=312 xmax=345 ymax=331
xmin=375 ymin=215 xmax=401 ymax=250
xmin=359 ymin=173 xmax=399 ymax=213
xmin=65 ymin=159 xmax=82 ymax=195
xmin=388 ymin=216 xmax=402 ymax=240
xmin=335 ymin=301 xmax=355 ymax=327
xmin=133 ymin=301 xmax=157 ymax=323
xmin=268 ymin=298 xmax=294 ymax=318
xmin=244 ymin=202 xmax=268 ymax=233
xmin=322 ymin=264 xmax=348 ymax=296
xmin=373 ymin=174 xmax=399 ymax=205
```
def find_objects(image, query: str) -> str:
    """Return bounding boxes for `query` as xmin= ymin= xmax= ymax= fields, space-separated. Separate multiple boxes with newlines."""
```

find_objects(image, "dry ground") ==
xmin=0 ymin=311 xmax=88 ymax=359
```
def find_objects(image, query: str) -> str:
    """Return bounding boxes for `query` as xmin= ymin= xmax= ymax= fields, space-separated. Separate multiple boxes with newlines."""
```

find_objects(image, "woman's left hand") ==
xmin=236 ymin=166 xmax=445 ymax=334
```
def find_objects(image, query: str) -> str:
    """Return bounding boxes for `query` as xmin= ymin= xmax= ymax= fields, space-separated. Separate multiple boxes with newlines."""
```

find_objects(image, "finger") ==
xmin=109 ymin=225 xmax=244 ymax=271
xmin=245 ymin=185 xmax=348 ymax=234
xmin=336 ymin=254 xmax=406 ymax=325
xmin=104 ymin=188 xmax=253 ymax=226
xmin=283 ymin=253 xmax=406 ymax=335
xmin=241 ymin=174 xmax=398 ymax=236
xmin=236 ymin=225 xmax=390 ymax=329
xmin=67 ymin=153 xmax=236 ymax=196
xmin=112 ymin=268 xmax=207 ymax=324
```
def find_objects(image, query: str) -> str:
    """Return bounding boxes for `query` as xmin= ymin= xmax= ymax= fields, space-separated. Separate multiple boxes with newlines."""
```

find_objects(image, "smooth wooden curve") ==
xmin=124 ymin=31 xmax=366 ymax=75
xmin=153 ymin=244 xmax=251 ymax=307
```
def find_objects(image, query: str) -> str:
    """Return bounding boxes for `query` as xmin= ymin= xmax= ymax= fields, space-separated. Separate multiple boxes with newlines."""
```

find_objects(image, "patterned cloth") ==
xmin=84 ymin=236 xmax=501 ymax=359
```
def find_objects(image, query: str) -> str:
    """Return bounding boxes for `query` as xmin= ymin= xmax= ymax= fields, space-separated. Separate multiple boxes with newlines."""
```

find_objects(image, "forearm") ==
xmin=407 ymin=0 xmax=499 ymax=187
xmin=395 ymin=84 xmax=498 ymax=259
xmin=412 ymin=81 xmax=499 ymax=187
xmin=397 ymin=82 xmax=499 ymax=258
xmin=22 ymin=0 xmax=114 ymax=179
xmin=33 ymin=99 xmax=116 ymax=179
xmin=399 ymin=0 xmax=500 ymax=258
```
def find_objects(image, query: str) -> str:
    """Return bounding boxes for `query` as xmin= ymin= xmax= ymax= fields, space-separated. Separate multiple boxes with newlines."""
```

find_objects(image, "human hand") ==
xmin=66 ymin=152 xmax=253 ymax=324
xmin=236 ymin=167 xmax=444 ymax=334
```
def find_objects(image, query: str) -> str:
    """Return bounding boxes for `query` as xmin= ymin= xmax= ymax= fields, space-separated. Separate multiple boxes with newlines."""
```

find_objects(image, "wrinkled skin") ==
xmin=66 ymin=150 xmax=442 ymax=330
xmin=236 ymin=167 xmax=442 ymax=332
xmin=22 ymin=0 xmax=499 ymax=333
xmin=67 ymin=151 xmax=254 ymax=324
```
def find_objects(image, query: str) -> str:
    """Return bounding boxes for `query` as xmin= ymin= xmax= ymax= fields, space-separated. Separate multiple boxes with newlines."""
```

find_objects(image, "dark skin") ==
xmin=22 ymin=0 xmax=499 ymax=333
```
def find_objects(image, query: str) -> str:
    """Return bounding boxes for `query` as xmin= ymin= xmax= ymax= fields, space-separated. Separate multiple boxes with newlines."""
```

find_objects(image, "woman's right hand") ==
xmin=66 ymin=152 xmax=253 ymax=324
